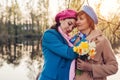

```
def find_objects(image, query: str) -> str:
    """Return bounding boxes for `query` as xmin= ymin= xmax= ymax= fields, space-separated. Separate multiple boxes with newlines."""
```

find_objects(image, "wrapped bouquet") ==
xmin=73 ymin=38 xmax=96 ymax=75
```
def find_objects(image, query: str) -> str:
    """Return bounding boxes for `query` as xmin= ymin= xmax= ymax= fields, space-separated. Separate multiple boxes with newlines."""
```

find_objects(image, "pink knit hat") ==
xmin=55 ymin=9 xmax=77 ymax=22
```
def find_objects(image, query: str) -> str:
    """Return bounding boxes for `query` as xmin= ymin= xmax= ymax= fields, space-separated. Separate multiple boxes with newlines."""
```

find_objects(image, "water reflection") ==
xmin=0 ymin=40 xmax=43 ymax=80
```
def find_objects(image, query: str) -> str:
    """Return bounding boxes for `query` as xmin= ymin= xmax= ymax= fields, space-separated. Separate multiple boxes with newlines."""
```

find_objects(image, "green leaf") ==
xmin=76 ymin=69 xmax=83 ymax=75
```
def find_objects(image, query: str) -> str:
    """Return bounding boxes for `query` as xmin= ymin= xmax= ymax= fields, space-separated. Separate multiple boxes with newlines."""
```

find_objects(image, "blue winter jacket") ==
xmin=39 ymin=29 xmax=78 ymax=80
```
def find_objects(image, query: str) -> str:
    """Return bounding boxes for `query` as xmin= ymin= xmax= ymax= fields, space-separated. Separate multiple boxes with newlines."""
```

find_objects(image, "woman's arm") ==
xmin=42 ymin=30 xmax=78 ymax=60
xmin=76 ymin=36 xmax=118 ymax=78
xmin=92 ymin=37 xmax=118 ymax=78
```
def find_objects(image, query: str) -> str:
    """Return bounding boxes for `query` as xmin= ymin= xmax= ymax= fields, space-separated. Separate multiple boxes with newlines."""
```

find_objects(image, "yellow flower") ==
xmin=73 ymin=41 xmax=96 ymax=60
xmin=73 ymin=46 xmax=82 ymax=54
xmin=73 ymin=46 xmax=78 ymax=52
xmin=78 ymin=47 xmax=82 ymax=55
xmin=89 ymin=48 xmax=96 ymax=59
xmin=80 ymin=42 xmax=89 ymax=49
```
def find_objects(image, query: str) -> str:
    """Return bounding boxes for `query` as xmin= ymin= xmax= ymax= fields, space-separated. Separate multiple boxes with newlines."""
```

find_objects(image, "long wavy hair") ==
xmin=50 ymin=22 xmax=60 ymax=31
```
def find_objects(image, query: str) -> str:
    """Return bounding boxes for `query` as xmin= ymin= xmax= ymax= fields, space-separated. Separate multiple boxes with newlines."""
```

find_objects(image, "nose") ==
xmin=76 ymin=20 xmax=79 ymax=25
xmin=69 ymin=26 xmax=73 ymax=31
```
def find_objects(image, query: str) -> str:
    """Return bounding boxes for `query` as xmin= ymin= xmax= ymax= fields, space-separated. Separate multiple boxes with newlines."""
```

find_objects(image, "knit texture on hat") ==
xmin=55 ymin=9 xmax=77 ymax=22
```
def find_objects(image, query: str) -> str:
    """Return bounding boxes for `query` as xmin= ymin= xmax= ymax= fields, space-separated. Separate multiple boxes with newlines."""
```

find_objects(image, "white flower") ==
xmin=89 ymin=41 xmax=96 ymax=48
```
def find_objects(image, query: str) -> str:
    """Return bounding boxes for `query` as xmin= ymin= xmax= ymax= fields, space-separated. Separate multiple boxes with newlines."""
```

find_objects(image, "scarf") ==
xmin=58 ymin=27 xmax=75 ymax=80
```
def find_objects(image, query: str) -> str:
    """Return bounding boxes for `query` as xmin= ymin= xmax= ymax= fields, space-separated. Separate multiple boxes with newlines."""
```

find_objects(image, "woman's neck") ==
xmin=80 ymin=28 xmax=92 ymax=36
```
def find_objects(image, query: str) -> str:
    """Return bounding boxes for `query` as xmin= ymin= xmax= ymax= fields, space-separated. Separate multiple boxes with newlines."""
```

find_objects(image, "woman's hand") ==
xmin=87 ymin=29 xmax=102 ymax=42
xmin=77 ymin=58 xmax=92 ymax=71
xmin=73 ymin=37 xmax=80 ymax=46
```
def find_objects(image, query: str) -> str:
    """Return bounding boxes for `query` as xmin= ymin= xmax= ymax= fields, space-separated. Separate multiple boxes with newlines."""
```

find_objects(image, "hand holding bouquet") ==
xmin=73 ymin=40 xmax=96 ymax=75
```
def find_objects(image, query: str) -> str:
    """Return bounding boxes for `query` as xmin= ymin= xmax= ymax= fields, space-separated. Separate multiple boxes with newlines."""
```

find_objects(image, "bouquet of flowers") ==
xmin=73 ymin=41 xmax=96 ymax=60
xmin=73 ymin=40 xmax=96 ymax=75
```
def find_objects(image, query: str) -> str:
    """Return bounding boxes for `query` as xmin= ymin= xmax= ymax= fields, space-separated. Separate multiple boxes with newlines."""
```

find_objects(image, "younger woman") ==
xmin=38 ymin=9 xmax=79 ymax=80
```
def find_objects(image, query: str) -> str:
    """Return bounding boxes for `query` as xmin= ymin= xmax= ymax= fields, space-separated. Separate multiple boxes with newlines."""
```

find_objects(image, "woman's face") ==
xmin=76 ymin=14 xmax=90 ymax=32
xmin=60 ymin=18 xmax=76 ymax=34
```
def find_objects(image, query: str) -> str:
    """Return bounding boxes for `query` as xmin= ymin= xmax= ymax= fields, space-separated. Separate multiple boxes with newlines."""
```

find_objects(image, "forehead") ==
xmin=77 ymin=14 xmax=86 ymax=18
xmin=65 ymin=18 xmax=76 ymax=23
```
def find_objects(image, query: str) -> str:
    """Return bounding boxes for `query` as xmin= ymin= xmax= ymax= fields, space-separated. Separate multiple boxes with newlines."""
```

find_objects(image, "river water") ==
xmin=0 ymin=52 xmax=120 ymax=80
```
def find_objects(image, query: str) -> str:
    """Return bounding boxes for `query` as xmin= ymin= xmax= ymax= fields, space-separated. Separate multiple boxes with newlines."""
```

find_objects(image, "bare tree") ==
xmin=67 ymin=0 xmax=84 ymax=11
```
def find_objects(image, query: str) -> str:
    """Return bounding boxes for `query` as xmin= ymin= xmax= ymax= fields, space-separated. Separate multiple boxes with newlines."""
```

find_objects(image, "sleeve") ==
xmin=92 ymin=37 xmax=118 ymax=78
xmin=42 ymin=30 xmax=78 ymax=60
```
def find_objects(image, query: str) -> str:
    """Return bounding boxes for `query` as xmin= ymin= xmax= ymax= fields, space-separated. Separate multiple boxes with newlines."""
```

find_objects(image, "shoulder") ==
xmin=42 ymin=29 xmax=63 ymax=41
xmin=87 ymin=29 xmax=102 ymax=41
xmin=44 ymin=29 xmax=57 ymax=34
xmin=97 ymin=35 xmax=110 ymax=46
xmin=97 ymin=35 xmax=108 ymax=42
xmin=43 ymin=29 xmax=59 ymax=37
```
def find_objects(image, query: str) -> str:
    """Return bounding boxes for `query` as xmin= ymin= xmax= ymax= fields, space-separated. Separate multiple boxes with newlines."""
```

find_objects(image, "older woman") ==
xmin=74 ymin=5 xmax=118 ymax=80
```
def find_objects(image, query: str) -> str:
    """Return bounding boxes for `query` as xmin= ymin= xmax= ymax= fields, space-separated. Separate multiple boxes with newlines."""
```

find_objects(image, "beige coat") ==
xmin=75 ymin=29 xmax=118 ymax=80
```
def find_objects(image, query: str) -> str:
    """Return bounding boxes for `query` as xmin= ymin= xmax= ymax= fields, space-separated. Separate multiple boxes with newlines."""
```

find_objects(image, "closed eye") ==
xmin=68 ymin=22 xmax=76 ymax=29
xmin=68 ymin=22 xmax=72 ymax=26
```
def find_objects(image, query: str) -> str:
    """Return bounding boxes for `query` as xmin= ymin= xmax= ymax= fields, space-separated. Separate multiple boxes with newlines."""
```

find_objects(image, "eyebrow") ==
xmin=68 ymin=21 xmax=76 ymax=27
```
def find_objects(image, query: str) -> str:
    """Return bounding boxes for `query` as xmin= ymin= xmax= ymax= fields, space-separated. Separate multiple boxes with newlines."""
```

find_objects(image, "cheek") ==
xmin=61 ymin=22 xmax=67 ymax=29
xmin=82 ymin=20 xmax=88 ymax=24
xmin=77 ymin=26 xmax=84 ymax=31
xmin=82 ymin=20 xmax=89 ymax=27
xmin=77 ymin=23 xmax=89 ymax=30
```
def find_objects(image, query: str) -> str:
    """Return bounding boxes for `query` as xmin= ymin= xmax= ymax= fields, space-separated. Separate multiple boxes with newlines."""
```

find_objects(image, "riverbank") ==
xmin=0 ymin=54 xmax=120 ymax=80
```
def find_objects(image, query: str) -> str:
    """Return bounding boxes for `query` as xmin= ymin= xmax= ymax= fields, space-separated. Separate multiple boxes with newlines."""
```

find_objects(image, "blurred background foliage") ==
xmin=0 ymin=0 xmax=120 ymax=79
